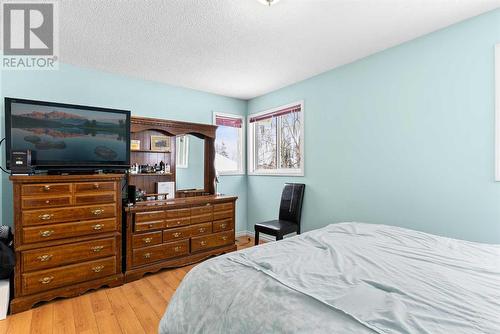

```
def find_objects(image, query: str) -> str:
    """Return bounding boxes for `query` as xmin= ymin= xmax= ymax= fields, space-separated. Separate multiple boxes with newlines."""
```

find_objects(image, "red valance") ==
xmin=216 ymin=115 xmax=242 ymax=128
xmin=249 ymin=104 xmax=301 ymax=123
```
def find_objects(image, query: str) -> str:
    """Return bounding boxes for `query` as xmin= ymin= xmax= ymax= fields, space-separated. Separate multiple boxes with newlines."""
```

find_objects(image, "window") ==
xmin=248 ymin=101 xmax=304 ymax=176
xmin=176 ymin=135 xmax=189 ymax=168
xmin=213 ymin=112 xmax=244 ymax=175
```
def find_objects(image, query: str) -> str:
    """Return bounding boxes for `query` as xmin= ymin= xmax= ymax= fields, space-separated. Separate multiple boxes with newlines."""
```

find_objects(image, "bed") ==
xmin=159 ymin=222 xmax=500 ymax=334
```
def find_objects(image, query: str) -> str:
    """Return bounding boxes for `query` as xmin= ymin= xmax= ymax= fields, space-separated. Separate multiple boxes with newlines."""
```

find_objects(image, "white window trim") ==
xmin=247 ymin=100 xmax=304 ymax=176
xmin=176 ymin=135 xmax=189 ymax=168
xmin=213 ymin=112 xmax=245 ymax=176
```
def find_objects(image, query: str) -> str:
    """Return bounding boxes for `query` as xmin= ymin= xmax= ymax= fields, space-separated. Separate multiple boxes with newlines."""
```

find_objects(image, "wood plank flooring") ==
xmin=1 ymin=236 xmax=255 ymax=334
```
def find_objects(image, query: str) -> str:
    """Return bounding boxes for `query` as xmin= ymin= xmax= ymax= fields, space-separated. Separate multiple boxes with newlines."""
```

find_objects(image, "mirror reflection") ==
xmin=175 ymin=134 xmax=204 ymax=191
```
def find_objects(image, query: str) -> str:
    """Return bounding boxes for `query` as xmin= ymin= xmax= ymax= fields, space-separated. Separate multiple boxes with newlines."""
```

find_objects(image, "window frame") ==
xmin=212 ymin=112 xmax=245 ymax=176
xmin=247 ymin=100 xmax=304 ymax=176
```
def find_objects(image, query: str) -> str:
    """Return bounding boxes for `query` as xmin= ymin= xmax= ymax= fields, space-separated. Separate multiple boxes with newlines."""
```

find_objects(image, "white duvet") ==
xmin=159 ymin=223 xmax=500 ymax=334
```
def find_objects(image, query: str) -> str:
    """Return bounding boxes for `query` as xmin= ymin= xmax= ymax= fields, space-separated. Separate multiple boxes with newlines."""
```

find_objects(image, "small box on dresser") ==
xmin=9 ymin=174 xmax=125 ymax=314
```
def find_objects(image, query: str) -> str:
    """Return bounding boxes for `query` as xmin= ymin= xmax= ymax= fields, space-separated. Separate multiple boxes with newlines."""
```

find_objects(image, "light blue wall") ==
xmin=0 ymin=64 xmax=247 ymax=232
xmin=247 ymin=9 xmax=500 ymax=244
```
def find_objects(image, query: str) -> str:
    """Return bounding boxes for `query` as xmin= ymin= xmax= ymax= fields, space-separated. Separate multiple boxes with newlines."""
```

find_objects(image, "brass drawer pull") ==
xmin=220 ymin=223 xmax=227 ymax=229
xmin=92 ymin=224 xmax=104 ymax=231
xmin=91 ymin=208 xmax=104 ymax=215
xmin=148 ymin=224 xmax=154 ymax=228
xmin=91 ymin=245 xmax=104 ymax=252
xmin=143 ymin=252 xmax=151 ymax=259
xmin=222 ymin=236 xmax=228 ymax=241
xmin=39 ymin=230 xmax=54 ymax=237
xmin=206 ymin=203 xmax=211 ymax=206
xmin=93 ymin=183 xmax=100 ymax=189
xmin=200 ymin=241 xmax=207 ymax=246
xmin=176 ymin=221 xmax=181 ymax=225
xmin=199 ymin=228 xmax=205 ymax=233
xmin=173 ymin=232 xmax=181 ymax=238
xmin=45 ymin=200 xmax=50 ymax=204
xmin=174 ymin=246 xmax=181 ymax=252
xmin=37 ymin=254 xmax=53 ymax=262
xmin=43 ymin=185 xmax=51 ymax=191
xmin=39 ymin=276 xmax=54 ymax=284
xmin=143 ymin=237 xmax=153 ymax=244
xmin=92 ymin=265 xmax=104 ymax=273
xmin=38 ymin=214 xmax=53 ymax=221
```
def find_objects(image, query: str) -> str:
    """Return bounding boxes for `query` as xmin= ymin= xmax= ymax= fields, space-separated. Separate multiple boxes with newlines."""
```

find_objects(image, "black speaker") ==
xmin=10 ymin=150 xmax=32 ymax=174
xmin=127 ymin=185 xmax=136 ymax=205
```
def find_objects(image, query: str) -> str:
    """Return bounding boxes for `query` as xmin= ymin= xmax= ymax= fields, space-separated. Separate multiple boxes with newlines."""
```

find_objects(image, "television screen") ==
xmin=5 ymin=98 xmax=130 ymax=169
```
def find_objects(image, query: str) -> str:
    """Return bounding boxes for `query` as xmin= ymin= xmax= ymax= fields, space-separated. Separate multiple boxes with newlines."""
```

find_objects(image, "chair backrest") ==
xmin=278 ymin=183 xmax=305 ymax=227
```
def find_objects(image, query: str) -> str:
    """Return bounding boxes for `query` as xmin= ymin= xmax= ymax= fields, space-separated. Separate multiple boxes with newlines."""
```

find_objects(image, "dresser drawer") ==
xmin=165 ymin=208 xmax=190 ymax=219
xmin=22 ymin=195 xmax=72 ymax=209
xmin=22 ymin=183 xmax=72 ymax=196
xmin=22 ymin=218 xmax=117 ymax=244
xmin=164 ymin=217 xmax=191 ymax=228
xmin=21 ymin=256 xmax=116 ymax=295
xmin=213 ymin=209 xmax=232 ymax=221
xmin=75 ymin=182 xmax=115 ymax=193
xmin=190 ymin=212 xmax=213 ymax=224
xmin=22 ymin=204 xmax=116 ymax=226
xmin=189 ymin=222 xmax=212 ymax=237
xmin=191 ymin=205 xmax=213 ymax=216
xmin=22 ymin=238 xmax=116 ymax=272
xmin=132 ymin=231 xmax=162 ymax=248
xmin=132 ymin=240 xmax=189 ymax=267
xmin=213 ymin=202 xmax=234 ymax=212
xmin=191 ymin=230 xmax=234 ymax=253
xmin=74 ymin=193 xmax=116 ymax=205
xmin=162 ymin=225 xmax=191 ymax=242
xmin=135 ymin=220 xmax=164 ymax=232
xmin=212 ymin=218 xmax=233 ymax=233
xmin=135 ymin=211 xmax=164 ymax=223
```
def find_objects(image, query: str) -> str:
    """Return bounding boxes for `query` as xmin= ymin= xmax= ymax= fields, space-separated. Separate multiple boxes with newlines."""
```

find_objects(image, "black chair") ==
xmin=254 ymin=183 xmax=305 ymax=245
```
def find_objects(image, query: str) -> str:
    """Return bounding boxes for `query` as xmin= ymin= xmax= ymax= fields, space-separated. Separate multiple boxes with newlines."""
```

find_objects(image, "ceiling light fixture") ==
xmin=257 ymin=0 xmax=281 ymax=6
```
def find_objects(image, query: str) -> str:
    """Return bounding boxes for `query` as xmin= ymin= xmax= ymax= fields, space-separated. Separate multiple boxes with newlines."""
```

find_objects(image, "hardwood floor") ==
xmin=1 ymin=236 xmax=255 ymax=334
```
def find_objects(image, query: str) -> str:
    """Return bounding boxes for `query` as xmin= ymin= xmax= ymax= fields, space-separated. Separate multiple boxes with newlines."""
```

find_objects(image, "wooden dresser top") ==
xmin=10 ymin=173 xmax=125 ymax=183
xmin=125 ymin=195 xmax=238 ymax=212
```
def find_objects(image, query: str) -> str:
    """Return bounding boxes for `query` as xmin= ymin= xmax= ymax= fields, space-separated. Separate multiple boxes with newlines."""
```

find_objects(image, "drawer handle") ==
xmin=220 ymin=223 xmax=227 ymax=229
xmin=200 ymin=241 xmax=207 ymax=246
xmin=91 ymin=245 xmax=104 ymax=252
xmin=143 ymin=252 xmax=151 ymax=259
xmin=143 ymin=237 xmax=153 ymax=244
xmin=37 ymin=254 xmax=53 ymax=262
xmin=45 ymin=200 xmax=50 ymax=204
xmin=38 ymin=214 xmax=53 ymax=221
xmin=199 ymin=228 xmax=205 ymax=233
xmin=173 ymin=232 xmax=181 ymax=238
xmin=43 ymin=185 xmax=51 ymax=191
xmin=93 ymin=183 xmax=100 ymax=189
xmin=39 ymin=276 xmax=54 ymax=284
xmin=222 ymin=236 xmax=228 ymax=241
xmin=92 ymin=224 xmax=104 ymax=231
xmin=148 ymin=224 xmax=154 ymax=228
xmin=206 ymin=203 xmax=211 ymax=206
xmin=39 ymin=230 xmax=54 ymax=237
xmin=92 ymin=265 xmax=104 ymax=273
xmin=174 ymin=246 xmax=181 ymax=252
xmin=91 ymin=209 xmax=104 ymax=215
xmin=176 ymin=221 xmax=181 ymax=225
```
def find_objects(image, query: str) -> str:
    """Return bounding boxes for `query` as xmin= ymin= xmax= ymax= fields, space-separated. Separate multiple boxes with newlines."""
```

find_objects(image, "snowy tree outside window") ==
xmin=248 ymin=101 xmax=304 ymax=176
xmin=213 ymin=113 xmax=244 ymax=175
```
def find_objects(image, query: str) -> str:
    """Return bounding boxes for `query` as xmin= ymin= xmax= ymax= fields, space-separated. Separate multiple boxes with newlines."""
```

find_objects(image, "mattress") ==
xmin=159 ymin=223 xmax=500 ymax=334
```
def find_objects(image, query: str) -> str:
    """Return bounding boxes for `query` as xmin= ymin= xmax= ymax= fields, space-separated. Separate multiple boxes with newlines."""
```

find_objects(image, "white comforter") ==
xmin=159 ymin=223 xmax=500 ymax=334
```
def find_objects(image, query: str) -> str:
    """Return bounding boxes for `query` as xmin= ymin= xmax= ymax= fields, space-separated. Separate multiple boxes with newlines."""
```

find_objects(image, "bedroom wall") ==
xmin=247 ymin=9 xmax=500 ymax=244
xmin=0 ymin=64 xmax=248 ymax=232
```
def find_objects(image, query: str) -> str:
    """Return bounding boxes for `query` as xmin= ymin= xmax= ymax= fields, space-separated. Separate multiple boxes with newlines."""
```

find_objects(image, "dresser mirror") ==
xmin=175 ymin=134 xmax=205 ymax=191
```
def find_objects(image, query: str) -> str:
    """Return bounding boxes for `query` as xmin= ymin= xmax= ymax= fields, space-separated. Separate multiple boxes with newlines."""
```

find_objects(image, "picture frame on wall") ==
xmin=130 ymin=140 xmax=141 ymax=151
xmin=495 ymin=44 xmax=500 ymax=180
xmin=151 ymin=135 xmax=171 ymax=152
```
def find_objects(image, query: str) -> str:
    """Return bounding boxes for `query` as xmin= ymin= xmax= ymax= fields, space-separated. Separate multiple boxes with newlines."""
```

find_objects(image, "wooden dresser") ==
xmin=10 ymin=174 xmax=124 ymax=314
xmin=124 ymin=195 xmax=237 ymax=282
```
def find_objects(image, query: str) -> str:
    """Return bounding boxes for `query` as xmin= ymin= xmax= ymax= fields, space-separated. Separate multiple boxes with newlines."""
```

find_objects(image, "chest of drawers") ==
xmin=10 ymin=174 xmax=124 ymax=314
xmin=124 ymin=195 xmax=237 ymax=282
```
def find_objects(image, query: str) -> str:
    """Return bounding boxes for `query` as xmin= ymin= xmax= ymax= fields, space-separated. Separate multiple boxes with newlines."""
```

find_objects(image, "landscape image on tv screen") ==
xmin=10 ymin=102 xmax=128 ymax=165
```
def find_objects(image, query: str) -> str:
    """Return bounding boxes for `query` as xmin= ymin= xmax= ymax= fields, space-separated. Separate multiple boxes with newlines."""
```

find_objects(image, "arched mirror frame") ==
xmin=130 ymin=116 xmax=217 ymax=197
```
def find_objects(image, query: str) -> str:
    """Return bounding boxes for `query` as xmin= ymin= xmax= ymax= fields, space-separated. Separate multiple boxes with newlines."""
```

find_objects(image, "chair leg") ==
xmin=255 ymin=231 xmax=260 ymax=245
xmin=276 ymin=234 xmax=283 ymax=241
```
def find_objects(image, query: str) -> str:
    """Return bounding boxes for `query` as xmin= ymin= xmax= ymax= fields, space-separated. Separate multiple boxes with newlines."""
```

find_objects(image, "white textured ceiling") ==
xmin=24 ymin=1 xmax=500 ymax=99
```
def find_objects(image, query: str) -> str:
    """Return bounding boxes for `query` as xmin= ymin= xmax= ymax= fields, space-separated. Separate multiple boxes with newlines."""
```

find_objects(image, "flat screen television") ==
xmin=5 ymin=98 xmax=130 ymax=170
